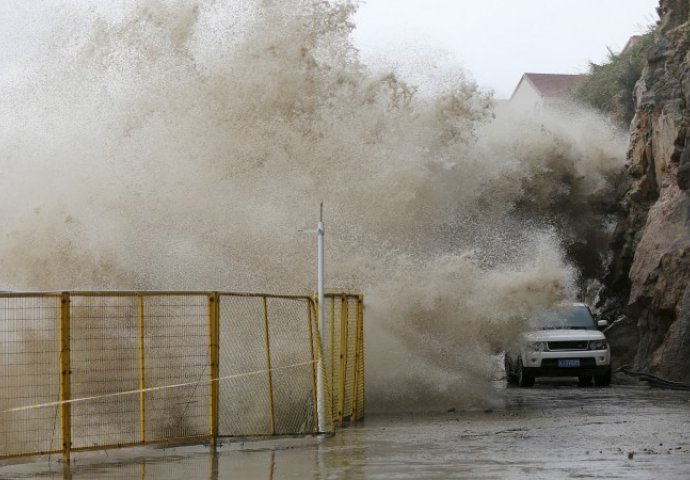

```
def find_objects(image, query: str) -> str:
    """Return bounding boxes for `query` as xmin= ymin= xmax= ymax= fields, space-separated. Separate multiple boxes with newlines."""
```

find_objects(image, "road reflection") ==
xmin=5 ymin=385 xmax=690 ymax=479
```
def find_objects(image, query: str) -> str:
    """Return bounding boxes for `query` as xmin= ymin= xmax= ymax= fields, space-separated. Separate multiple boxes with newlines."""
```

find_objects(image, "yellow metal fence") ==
xmin=324 ymin=294 xmax=365 ymax=425
xmin=0 ymin=291 xmax=364 ymax=461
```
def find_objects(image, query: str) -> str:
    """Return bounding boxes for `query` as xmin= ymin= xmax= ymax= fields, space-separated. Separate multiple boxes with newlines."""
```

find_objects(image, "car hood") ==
xmin=524 ymin=329 xmax=606 ymax=342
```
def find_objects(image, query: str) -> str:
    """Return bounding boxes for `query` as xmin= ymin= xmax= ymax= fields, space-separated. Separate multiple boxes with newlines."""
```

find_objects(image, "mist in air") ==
xmin=0 ymin=0 xmax=626 ymax=410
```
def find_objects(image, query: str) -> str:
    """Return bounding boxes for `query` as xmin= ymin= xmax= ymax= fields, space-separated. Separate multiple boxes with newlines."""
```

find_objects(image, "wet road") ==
xmin=2 ymin=383 xmax=689 ymax=479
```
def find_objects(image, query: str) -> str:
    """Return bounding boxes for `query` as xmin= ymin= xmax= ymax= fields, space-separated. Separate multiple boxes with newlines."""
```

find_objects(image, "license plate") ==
xmin=558 ymin=359 xmax=580 ymax=368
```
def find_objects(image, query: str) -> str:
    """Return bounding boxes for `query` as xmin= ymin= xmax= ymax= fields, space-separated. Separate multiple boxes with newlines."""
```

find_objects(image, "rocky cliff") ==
xmin=603 ymin=0 xmax=690 ymax=381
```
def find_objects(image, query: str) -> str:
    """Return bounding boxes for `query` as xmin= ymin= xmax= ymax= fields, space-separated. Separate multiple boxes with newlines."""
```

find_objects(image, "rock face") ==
xmin=603 ymin=0 xmax=690 ymax=381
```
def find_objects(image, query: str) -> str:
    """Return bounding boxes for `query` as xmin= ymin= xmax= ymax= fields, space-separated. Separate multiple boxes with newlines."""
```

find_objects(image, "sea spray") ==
xmin=0 ymin=0 xmax=625 ymax=411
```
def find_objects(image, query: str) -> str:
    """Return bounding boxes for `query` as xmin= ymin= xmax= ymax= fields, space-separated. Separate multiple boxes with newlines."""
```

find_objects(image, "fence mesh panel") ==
xmin=266 ymin=297 xmax=315 ymax=434
xmin=0 ymin=295 xmax=61 ymax=457
xmin=218 ymin=295 xmax=271 ymax=436
xmin=70 ymin=295 xmax=140 ymax=449
xmin=142 ymin=295 xmax=208 ymax=442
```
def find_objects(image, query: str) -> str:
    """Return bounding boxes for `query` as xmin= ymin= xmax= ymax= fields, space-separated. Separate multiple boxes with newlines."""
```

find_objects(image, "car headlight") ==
xmin=528 ymin=341 xmax=548 ymax=352
xmin=589 ymin=340 xmax=608 ymax=350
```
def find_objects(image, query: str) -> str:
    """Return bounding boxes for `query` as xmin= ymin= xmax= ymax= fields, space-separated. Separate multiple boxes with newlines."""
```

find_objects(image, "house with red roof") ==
xmin=509 ymin=73 xmax=588 ymax=115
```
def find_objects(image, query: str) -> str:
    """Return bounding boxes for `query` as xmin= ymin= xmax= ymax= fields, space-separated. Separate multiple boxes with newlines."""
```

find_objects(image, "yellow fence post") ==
xmin=262 ymin=297 xmax=276 ymax=435
xmin=208 ymin=293 xmax=220 ymax=444
xmin=137 ymin=295 xmax=146 ymax=443
xmin=329 ymin=297 xmax=335 ymax=418
xmin=359 ymin=296 xmax=365 ymax=420
xmin=337 ymin=294 xmax=348 ymax=425
xmin=351 ymin=295 xmax=364 ymax=422
xmin=306 ymin=300 xmax=319 ymax=432
xmin=59 ymin=292 xmax=71 ymax=464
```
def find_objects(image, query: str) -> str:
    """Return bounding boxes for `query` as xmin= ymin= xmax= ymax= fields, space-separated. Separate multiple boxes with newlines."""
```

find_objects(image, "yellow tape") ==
xmin=2 ymin=360 xmax=315 ymax=414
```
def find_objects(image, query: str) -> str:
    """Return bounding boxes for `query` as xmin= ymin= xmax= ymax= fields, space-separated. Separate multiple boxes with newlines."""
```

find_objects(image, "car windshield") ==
xmin=533 ymin=305 xmax=596 ymax=330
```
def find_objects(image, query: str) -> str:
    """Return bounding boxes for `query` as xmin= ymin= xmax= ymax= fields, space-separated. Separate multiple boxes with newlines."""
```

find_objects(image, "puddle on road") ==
xmin=2 ymin=385 xmax=689 ymax=479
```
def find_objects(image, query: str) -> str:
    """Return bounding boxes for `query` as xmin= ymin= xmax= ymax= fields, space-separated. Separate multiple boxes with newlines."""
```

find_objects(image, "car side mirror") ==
xmin=597 ymin=320 xmax=609 ymax=329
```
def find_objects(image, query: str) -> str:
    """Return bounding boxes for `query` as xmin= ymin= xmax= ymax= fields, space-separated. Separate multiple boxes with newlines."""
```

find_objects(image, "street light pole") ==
xmin=301 ymin=202 xmax=328 ymax=433
xmin=316 ymin=202 xmax=327 ymax=432
xmin=317 ymin=202 xmax=325 ymax=352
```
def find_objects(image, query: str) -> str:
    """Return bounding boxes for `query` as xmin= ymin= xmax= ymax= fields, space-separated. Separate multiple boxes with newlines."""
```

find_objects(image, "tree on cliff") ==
xmin=573 ymin=29 xmax=655 ymax=127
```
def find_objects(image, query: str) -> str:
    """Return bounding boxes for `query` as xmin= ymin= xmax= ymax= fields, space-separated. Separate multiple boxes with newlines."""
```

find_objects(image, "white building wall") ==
xmin=509 ymin=80 xmax=544 ymax=116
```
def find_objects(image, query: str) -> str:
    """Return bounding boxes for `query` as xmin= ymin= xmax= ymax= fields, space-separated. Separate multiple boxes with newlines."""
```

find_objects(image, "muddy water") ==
xmin=3 ymin=384 xmax=689 ymax=479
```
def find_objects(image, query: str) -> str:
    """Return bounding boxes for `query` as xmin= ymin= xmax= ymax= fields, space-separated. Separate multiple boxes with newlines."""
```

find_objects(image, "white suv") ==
xmin=504 ymin=303 xmax=611 ymax=387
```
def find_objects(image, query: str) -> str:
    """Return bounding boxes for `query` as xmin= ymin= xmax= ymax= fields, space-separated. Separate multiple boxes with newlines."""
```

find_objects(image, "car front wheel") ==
xmin=517 ymin=358 xmax=534 ymax=388
xmin=504 ymin=354 xmax=517 ymax=385
xmin=594 ymin=369 xmax=611 ymax=387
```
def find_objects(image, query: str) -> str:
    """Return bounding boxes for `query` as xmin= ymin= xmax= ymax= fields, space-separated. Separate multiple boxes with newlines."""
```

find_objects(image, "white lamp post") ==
xmin=300 ymin=202 xmax=327 ymax=433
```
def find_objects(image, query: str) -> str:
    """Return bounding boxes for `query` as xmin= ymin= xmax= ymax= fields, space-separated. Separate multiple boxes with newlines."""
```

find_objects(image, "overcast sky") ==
xmin=351 ymin=0 xmax=659 ymax=98
xmin=0 ymin=1 xmax=660 ymax=99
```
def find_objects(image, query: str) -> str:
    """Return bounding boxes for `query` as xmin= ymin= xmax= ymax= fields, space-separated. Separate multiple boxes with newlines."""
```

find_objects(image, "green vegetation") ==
xmin=573 ymin=29 xmax=656 ymax=127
